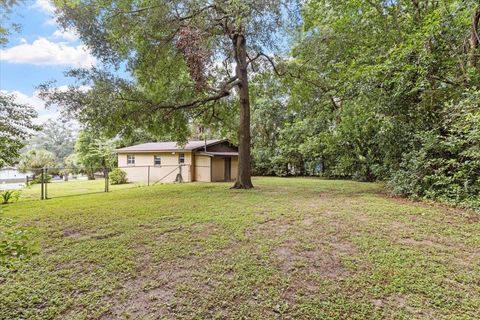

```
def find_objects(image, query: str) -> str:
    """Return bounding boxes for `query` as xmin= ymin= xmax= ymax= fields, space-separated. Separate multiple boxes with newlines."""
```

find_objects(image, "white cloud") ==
xmin=1 ymin=90 xmax=46 ymax=111
xmin=2 ymin=86 xmax=91 ymax=125
xmin=1 ymin=90 xmax=58 ymax=124
xmin=52 ymin=29 xmax=79 ymax=42
xmin=56 ymin=85 xmax=91 ymax=92
xmin=32 ymin=0 xmax=55 ymax=14
xmin=0 ymin=38 xmax=96 ymax=68
xmin=33 ymin=111 xmax=62 ymax=125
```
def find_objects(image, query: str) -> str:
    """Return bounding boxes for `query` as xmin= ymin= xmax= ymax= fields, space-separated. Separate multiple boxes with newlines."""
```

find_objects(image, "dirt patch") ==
xmin=329 ymin=238 xmax=358 ymax=255
xmin=92 ymin=230 xmax=123 ymax=240
xmin=371 ymin=295 xmax=407 ymax=310
xmin=191 ymin=222 xmax=221 ymax=239
xmin=102 ymin=234 xmax=240 ymax=319
xmin=61 ymin=228 xmax=123 ymax=241
xmin=62 ymin=228 xmax=85 ymax=238
xmin=101 ymin=246 xmax=193 ymax=319
xmin=302 ymin=217 xmax=315 ymax=227
xmin=246 ymin=217 xmax=293 ymax=239
xmin=273 ymin=243 xmax=348 ymax=279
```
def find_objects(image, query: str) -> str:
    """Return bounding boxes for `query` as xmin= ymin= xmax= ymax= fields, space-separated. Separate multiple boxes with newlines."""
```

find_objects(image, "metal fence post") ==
xmin=104 ymin=168 xmax=109 ymax=192
xmin=44 ymin=167 xmax=48 ymax=199
xmin=41 ymin=168 xmax=44 ymax=200
xmin=148 ymin=166 xmax=150 ymax=186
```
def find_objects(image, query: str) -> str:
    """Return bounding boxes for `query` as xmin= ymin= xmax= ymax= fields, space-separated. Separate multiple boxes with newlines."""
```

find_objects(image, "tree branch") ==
xmin=115 ymin=76 xmax=240 ymax=116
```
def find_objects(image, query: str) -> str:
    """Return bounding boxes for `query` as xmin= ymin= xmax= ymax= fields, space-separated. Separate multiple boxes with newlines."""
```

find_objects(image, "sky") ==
xmin=0 ymin=0 xmax=96 ymax=124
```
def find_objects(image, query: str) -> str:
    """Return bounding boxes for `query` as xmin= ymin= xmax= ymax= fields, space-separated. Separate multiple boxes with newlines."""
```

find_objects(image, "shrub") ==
xmin=388 ymin=92 xmax=480 ymax=211
xmin=109 ymin=168 xmax=128 ymax=185
xmin=29 ymin=175 xmax=52 ymax=185
xmin=0 ymin=190 xmax=20 ymax=205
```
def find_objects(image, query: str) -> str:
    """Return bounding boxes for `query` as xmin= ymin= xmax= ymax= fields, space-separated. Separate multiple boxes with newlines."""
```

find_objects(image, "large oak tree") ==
xmin=42 ymin=0 xmax=299 ymax=189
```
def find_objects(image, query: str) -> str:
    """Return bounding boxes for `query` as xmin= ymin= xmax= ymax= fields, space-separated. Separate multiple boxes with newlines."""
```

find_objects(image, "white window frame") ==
xmin=154 ymin=155 xmax=161 ymax=166
xmin=178 ymin=153 xmax=185 ymax=164
xmin=127 ymin=155 xmax=135 ymax=165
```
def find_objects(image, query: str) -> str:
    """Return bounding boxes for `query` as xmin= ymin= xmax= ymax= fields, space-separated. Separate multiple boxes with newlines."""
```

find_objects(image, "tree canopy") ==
xmin=26 ymin=120 xmax=77 ymax=166
xmin=249 ymin=0 xmax=480 ymax=209
xmin=74 ymin=130 xmax=116 ymax=179
xmin=17 ymin=149 xmax=56 ymax=175
xmin=0 ymin=92 xmax=40 ymax=167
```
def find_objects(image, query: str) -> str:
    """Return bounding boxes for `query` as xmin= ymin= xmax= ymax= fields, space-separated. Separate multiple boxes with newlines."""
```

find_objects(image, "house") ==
xmin=0 ymin=166 xmax=32 ymax=183
xmin=115 ymin=139 xmax=238 ymax=183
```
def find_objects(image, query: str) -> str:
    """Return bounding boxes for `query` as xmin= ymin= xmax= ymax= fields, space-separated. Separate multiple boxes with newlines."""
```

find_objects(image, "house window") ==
xmin=178 ymin=153 xmax=185 ymax=164
xmin=127 ymin=155 xmax=135 ymax=165
xmin=154 ymin=155 xmax=161 ymax=166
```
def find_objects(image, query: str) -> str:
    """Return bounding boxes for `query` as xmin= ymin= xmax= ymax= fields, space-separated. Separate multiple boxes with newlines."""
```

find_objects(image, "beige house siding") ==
xmin=117 ymin=148 xmax=238 ymax=184
xmin=231 ymin=157 xmax=238 ymax=180
xmin=211 ymin=156 xmax=238 ymax=181
xmin=118 ymin=152 xmax=192 ymax=183
xmin=118 ymin=152 xmax=192 ymax=166
xmin=194 ymin=155 xmax=211 ymax=182
xmin=211 ymin=157 xmax=225 ymax=182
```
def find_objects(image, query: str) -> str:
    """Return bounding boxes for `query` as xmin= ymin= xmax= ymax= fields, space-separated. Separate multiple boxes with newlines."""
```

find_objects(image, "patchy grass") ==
xmin=1 ymin=177 xmax=479 ymax=319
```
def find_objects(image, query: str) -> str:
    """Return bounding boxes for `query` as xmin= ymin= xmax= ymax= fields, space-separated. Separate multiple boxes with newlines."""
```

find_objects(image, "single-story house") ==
xmin=0 ymin=166 xmax=32 ymax=183
xmin=115 ymin=139 xmax=238 ymax=183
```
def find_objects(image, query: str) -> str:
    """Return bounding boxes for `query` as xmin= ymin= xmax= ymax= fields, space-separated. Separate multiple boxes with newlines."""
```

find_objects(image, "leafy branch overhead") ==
xmin=0 ymin=92 xmax=40 ymax=167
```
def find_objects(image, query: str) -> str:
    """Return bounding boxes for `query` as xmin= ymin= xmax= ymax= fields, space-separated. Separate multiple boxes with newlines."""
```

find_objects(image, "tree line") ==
xmin=249 ymin=1 xmax=480 ymax=210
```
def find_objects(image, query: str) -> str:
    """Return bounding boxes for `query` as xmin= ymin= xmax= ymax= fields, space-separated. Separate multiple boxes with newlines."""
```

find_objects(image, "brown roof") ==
xmin=115 ymin=139 xmax=227 ymax=153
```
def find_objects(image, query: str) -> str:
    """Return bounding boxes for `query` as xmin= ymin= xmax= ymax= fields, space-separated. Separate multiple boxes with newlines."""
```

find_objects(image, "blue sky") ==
xmin=0 ymin=0 xmax=96 ymax=123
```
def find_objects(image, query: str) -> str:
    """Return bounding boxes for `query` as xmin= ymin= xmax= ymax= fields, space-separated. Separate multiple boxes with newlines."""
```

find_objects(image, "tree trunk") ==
xmin=231 ymin=34 xmax=254 ymax=189
xmin=88 ymin=165 xmax=95 ymax=180
xmin=469 ymin=7 xmax=480 ymax=68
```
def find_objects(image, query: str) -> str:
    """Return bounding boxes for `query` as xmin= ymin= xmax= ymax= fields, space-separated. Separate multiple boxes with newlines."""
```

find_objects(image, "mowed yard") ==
xmin=1 ymin=177 xmax=479 ymax=319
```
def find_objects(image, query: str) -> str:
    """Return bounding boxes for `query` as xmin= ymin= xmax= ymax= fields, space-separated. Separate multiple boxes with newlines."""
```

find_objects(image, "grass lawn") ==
xmin=18 ymin=178 xmax=142 ymax=201
xmin=1 ymin=177 xmax=479 ymax=319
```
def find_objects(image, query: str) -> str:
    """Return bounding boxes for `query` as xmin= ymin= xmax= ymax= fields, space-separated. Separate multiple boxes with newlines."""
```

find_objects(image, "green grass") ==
xmin=18 ymin=179 xmax=142 ymax=201
xmin=1 ymin=177 xmax=479 ymax=319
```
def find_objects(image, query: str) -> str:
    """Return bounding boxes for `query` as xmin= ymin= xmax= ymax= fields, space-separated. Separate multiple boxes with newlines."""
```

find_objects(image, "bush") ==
xmin=0 ymin=190 xmax=20 ymax=205
xmin=388 ymin=92 xmax=480 ymax=211
xmin=29 ymin=174 xmax=52 ymax=185
xmin=109 ymin=168 xmax=128 ymax=185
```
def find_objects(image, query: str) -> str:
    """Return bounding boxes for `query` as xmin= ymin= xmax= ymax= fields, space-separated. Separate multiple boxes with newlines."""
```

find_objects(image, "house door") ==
xmin=224 ymin=157 xmax=231 ymax=181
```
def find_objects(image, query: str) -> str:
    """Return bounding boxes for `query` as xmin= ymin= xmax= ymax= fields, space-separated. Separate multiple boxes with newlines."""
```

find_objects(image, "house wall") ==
xmin=194 ymin=155 xmax=211 ymax=182
xmin=231 ymin=157 xmax=238 ymax=180
xmin=209 ymin=156 xmax=239 ymax=182
xmin=117 ymin=152 xmax=192 ymax=183
xmin=117 ymin=151 xmax=238 ymax=183
xmin=211 ymin=157 xmax=225 ymax=182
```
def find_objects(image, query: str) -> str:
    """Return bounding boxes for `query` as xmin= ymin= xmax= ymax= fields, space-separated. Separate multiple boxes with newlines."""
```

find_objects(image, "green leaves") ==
xmin=17 ymin=149 xmax=56 ymax=175
xmin=249 ymin=1 xmax=480 ymax=208
xmin=0 ymin=214 xmax=36 ymax=273
xmin=0 ymin=190 xmax=20 ymax=205
xmin=0 ymin=92 xmax=40 ymax=167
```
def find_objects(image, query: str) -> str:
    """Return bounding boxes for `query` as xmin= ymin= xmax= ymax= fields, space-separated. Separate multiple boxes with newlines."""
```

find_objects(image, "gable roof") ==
xmin=115 ymin=139 xmax=228 ymax=153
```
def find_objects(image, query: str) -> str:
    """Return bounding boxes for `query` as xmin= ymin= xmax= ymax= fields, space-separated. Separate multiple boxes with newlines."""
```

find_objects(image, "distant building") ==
xmin=0 ymin=166 xmax=31 ymax=183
